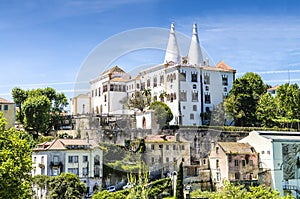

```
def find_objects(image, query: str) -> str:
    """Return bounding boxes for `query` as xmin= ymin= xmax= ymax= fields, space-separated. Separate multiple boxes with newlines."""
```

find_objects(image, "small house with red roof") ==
xmin=32 ymin=137 xmax=103 ymax=197
xmin=209 ymin=142 xmax=259 ymax=189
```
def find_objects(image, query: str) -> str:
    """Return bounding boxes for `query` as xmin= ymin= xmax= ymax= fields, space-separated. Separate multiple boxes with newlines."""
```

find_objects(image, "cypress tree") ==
xmin=176 ymin=161 xmax=184 ymax=199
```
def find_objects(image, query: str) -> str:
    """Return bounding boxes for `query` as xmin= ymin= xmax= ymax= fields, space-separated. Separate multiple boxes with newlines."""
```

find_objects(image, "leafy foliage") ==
xmin=256 ymin=92 xmax=277 ymax=127
xmin=0 ymin=113 xmax=33 ymax=199
xmin=11 ymin=87 xmax=69 ymax=136
xmin=92 ymin=177 xmax=172 ymax=199
xmin=274 ymin=83 xmax=300 ymax=128
xmin=12 ymin=87 xmax=28 ymax=123
xmin=127 ymin=89 xmax=151 ymax=112
xmin=225 ymin=72 xmax=265 ymax=126
xmin=47 ymin=172 xmax=86 ymax=199
xmin=148 ymin=178 xmax=172 ymax=198
xmin=190 ymin=181 xmax=294 ymax=199
xmin=149 ymin=101 xmax=173 ymax=128
xmin=23 ymin=95 xmax=51 ymax=134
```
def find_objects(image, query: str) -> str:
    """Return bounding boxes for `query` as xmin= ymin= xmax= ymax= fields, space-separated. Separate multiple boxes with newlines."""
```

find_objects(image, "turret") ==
xmin=188 ymin=23 xmax=204 ymax=66
xmin=164 ymin=23 xmax=181 ymax=64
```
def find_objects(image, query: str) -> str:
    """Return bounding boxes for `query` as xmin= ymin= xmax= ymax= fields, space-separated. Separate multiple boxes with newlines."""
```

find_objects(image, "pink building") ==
xmin=209 ymin=142 xmax=259 ymax=189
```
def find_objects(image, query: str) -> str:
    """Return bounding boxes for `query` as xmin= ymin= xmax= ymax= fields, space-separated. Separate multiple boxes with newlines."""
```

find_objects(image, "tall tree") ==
xmin=224 ymin=72 xmax=265 ymax=126
xmin=47 ymin=173 xmax=86 ymax=199
xmin=256 ymin=92 xmax=278 ymax=127
xmin=275 ymin=83 xmax=300 ymax=127
xmin=0 ymin=113 xmax=33 ymax=199
xmin=149 ymin=101 xmax=173 ymax=129
xmin=11 ymin=87 xmax=69 ymax=135
xmin=176 ymin=161 xmax=184 ymax=199
xmin=23 ymin=95 xmax=51 ymax=135
xmin=12 ymin=87 xmax=28 ymax=123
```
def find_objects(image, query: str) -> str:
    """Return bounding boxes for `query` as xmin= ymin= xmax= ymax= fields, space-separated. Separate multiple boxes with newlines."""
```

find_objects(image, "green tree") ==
xmin=190 ymin=182 xmax=293 ymax=199
xmin=175 ymin=161 xmax=184 ymax=199
xmin=256 ymin=92 xmax=278 ymax=127
xmin=12 ymin=87 xmax=28 ymax=123
xmin=32 ymin=174 xmax=49 ymax=197
xmin=0 ymin=113 xmax=33 ymax=199
xmin=275 ymin=83 xmax=300 ymax=128
xmin=149 ymin=101 xmax=173 ymax=129
xmin=47 ymin=173 xmax=86 ymax=199
xmin=11 ymin=87 xmax=69 ymax=135
xmin=127 ymin=89 xmax=152 ymax=112
xmin=225 ymin=72 xmax=265 ymax=126
xmin=23 ymin=95 xmax=51 ymax=136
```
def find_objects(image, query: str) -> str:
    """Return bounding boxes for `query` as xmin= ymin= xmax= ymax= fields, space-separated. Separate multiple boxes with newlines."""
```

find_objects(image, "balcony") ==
xmin=50 ymin=161 xmax=63 ymax=167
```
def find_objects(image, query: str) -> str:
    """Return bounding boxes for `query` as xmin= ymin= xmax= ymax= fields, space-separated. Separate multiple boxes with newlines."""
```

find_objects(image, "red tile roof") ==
xmin=202 ymin=61 xmax=236 ymax=72
xmin=33 ymin=138 xmax=99 ymax=151
xmin=218 ymin=142 xmax=256 ymax=154
xmin=0 ymin=97 xmax=14 ymax=104
xmin=267 ymin=85 xmax=279 ymax=91
xmin=101 ymin=66 xmax=126 ymax=75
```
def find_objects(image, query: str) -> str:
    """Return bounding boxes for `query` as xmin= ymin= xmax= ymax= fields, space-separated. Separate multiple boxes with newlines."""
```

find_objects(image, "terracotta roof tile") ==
xmin=101 ymin=66 xmax=126 ymax=75
xmin=0 ymin=97 xmax=14 ymax=104
xmin=33 ymin=138 xmax=99 ymax=151
xmin=267 ymin=85 xmax=279 ymax=91
xmin=202 ymin=61 xmax=236 ymax=72
xmin=218 ymin=142 xmax=255 ymax=154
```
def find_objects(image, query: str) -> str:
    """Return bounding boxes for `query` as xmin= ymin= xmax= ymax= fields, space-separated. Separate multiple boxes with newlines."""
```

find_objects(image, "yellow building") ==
xmin=0 ymin=97 xmax=15 ymax=129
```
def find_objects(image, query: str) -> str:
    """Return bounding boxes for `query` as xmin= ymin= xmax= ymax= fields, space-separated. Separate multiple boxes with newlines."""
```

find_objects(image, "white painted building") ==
xmin=70 ymin=93 xmax=91 ymax=115
xmin=32 ymin=137 xmax=103 ymax=198
xmin=89 ymin=23 xmax=236 ymax=126
xmin=239 ymin=131 xmax=300 ymax=197
xmin=90 ymin=66 xmax=130 ymax=115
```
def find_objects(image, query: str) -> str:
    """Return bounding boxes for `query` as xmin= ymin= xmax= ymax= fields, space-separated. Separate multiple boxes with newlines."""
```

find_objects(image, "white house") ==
xmin=70 ymin=93 xmax=91 ymax=115
xmin=239 ymin=131 xmax=300 ymax=197
xmin=32 ymin=137 xmax=103 ymax=198
xmin=89 ymin=23 xmax=236 ymax=127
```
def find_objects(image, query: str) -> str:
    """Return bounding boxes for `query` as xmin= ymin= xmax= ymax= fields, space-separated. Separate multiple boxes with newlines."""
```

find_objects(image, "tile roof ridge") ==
xmin=46 ymin=137 xmax=60 ymax=150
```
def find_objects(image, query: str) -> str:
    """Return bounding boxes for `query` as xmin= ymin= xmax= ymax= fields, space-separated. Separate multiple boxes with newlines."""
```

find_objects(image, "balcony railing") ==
xmin=50 ymin=161 xmax=63 ymax=167
xmin=283 ymin=184 xmax=300 ymax=193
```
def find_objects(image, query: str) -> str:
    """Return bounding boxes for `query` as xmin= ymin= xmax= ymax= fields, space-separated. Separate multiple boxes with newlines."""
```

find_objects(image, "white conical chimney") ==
xmin=164 ymin=23 xmax=181 ymax=64
xmin=188 ymin=24 xmax=204 ymax=66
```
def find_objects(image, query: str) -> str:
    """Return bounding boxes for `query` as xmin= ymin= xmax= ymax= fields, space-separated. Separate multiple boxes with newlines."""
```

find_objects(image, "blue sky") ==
xmin=1 ymin=0 xmax=300 ymax=101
